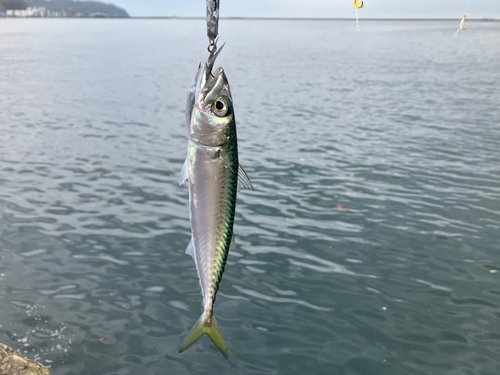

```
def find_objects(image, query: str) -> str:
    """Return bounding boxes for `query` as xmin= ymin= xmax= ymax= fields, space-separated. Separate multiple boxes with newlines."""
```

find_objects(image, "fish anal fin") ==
xmin=186 ymin=237 xmax=195 ymax=259
xmin=179 ymin=159 xmax=189 ymax=186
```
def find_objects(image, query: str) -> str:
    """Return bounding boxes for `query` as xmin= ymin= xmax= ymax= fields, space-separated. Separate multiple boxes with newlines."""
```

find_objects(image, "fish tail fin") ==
xmin=179 ymin=311 xmax=228 ymax=359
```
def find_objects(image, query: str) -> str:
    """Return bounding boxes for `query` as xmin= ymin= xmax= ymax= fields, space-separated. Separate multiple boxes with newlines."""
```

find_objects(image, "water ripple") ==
xmin=0 ymin=19 xmax=499 ymax=375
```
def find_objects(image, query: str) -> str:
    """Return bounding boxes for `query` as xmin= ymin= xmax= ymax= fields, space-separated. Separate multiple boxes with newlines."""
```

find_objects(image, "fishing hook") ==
xmin=355 ymin=0 xmax=364 ymax=10
xmin=207 ymin=40 xmax=224 ymax=78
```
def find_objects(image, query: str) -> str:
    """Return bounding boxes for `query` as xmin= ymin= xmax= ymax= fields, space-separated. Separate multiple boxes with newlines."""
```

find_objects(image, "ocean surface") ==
xmin=0 ymin=18 xmax=499 ymax=375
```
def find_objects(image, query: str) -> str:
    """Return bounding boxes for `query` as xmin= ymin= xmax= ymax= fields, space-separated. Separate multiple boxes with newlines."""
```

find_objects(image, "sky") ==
xmin=111 ymin=0 xmax=500 ymax=19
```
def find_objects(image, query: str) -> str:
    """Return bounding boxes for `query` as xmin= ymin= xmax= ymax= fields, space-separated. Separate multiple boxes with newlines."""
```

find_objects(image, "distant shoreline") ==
xmin=133 ymin=17 xmax=499 ymax=22
xmin=1 ymin=16 xmax=498 ymax=22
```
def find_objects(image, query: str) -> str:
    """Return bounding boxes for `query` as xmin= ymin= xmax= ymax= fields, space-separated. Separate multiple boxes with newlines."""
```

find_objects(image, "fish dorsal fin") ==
xmin=186 ymin=237 xmax=195 ymax=258
xmin=229 ymin=234 xmax=236 ymax=250
xmin=179 ymin=159 xmax=188 ymax=186
xmin=237 ymin=164 xmax=254 ymax=191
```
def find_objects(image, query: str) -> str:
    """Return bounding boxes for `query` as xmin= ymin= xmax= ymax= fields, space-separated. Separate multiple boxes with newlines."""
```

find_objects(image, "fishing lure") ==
xmin=460 ymin=15 xmax=468 ymax=30
xmin=355 ymin=0 xmax=364 ymax=10
xmin=454 ymin=14 xmax=468 ymax=37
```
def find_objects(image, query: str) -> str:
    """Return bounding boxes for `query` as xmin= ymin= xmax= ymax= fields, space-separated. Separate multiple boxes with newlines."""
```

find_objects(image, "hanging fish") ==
xmin=178 ymin=46 xmax=254 ymax=359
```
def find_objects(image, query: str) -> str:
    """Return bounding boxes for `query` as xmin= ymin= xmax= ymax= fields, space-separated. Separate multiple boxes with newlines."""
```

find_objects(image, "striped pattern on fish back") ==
xmin=208 ymin=124 xmax=239 ymax=308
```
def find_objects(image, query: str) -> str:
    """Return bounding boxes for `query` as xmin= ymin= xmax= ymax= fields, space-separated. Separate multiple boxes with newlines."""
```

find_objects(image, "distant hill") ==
xmin=24 ymin=0 xmax=129 ymax=17
xmin=0 ymin=0 xmax=28 ymax=12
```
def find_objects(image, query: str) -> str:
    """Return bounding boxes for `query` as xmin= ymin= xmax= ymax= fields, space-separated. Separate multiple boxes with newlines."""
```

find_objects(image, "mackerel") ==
xmin=178 ymin=48 xmax=253 ymax=359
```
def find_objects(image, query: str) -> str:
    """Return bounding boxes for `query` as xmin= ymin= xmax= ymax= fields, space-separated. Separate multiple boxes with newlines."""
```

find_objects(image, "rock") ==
xmin=0 ymin=343 xmax=51 ymax=375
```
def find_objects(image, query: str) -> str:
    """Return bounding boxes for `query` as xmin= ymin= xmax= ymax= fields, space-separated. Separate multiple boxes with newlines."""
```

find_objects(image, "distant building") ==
xmin=2 ymin=1 xmax=128 ymax=18
xmin=6 ymin=7 xmax=62 ymax=17
xmin=2 ymin=0 xmax=129 ymax=18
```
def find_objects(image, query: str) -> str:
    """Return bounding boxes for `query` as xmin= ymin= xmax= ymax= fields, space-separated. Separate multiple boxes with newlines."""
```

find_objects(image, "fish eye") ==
xmin=213 ymin=97 xmax=230 ymax=117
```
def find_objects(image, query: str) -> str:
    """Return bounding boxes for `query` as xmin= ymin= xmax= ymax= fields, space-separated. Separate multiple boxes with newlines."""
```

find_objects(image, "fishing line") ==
xmin=355 ymin=8 xmax=361 ymax=34
xmin=354 ymin=0 xmax=364 ymax=34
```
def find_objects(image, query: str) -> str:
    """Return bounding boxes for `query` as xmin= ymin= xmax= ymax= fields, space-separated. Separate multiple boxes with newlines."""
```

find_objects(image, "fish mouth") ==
xmin=194 ymin=63 xmax=208 ymax=104
xmin=195 ymin=44 xmax=226 ymax=103
xmin=195 ymin=65 xmax=227 ymax=104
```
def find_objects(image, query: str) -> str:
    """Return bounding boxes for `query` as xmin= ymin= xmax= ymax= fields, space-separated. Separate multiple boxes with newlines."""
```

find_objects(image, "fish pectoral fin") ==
xmin=237 ymin=164 xmax=255 ymax=191
xmin=230 ymin=234 xmax=236 ymax=250
xmin=185 ymin=237 xmax=195 ymax=259
xmin=179 ymin=312 xmax=228 ymax=359
xmin=220 ymin=153 xmax=232 ymax=170
xmin=219 ymin=156 xmax=254 ymax=191
xmin=179 ymin=159 xmax=189 ymax=186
